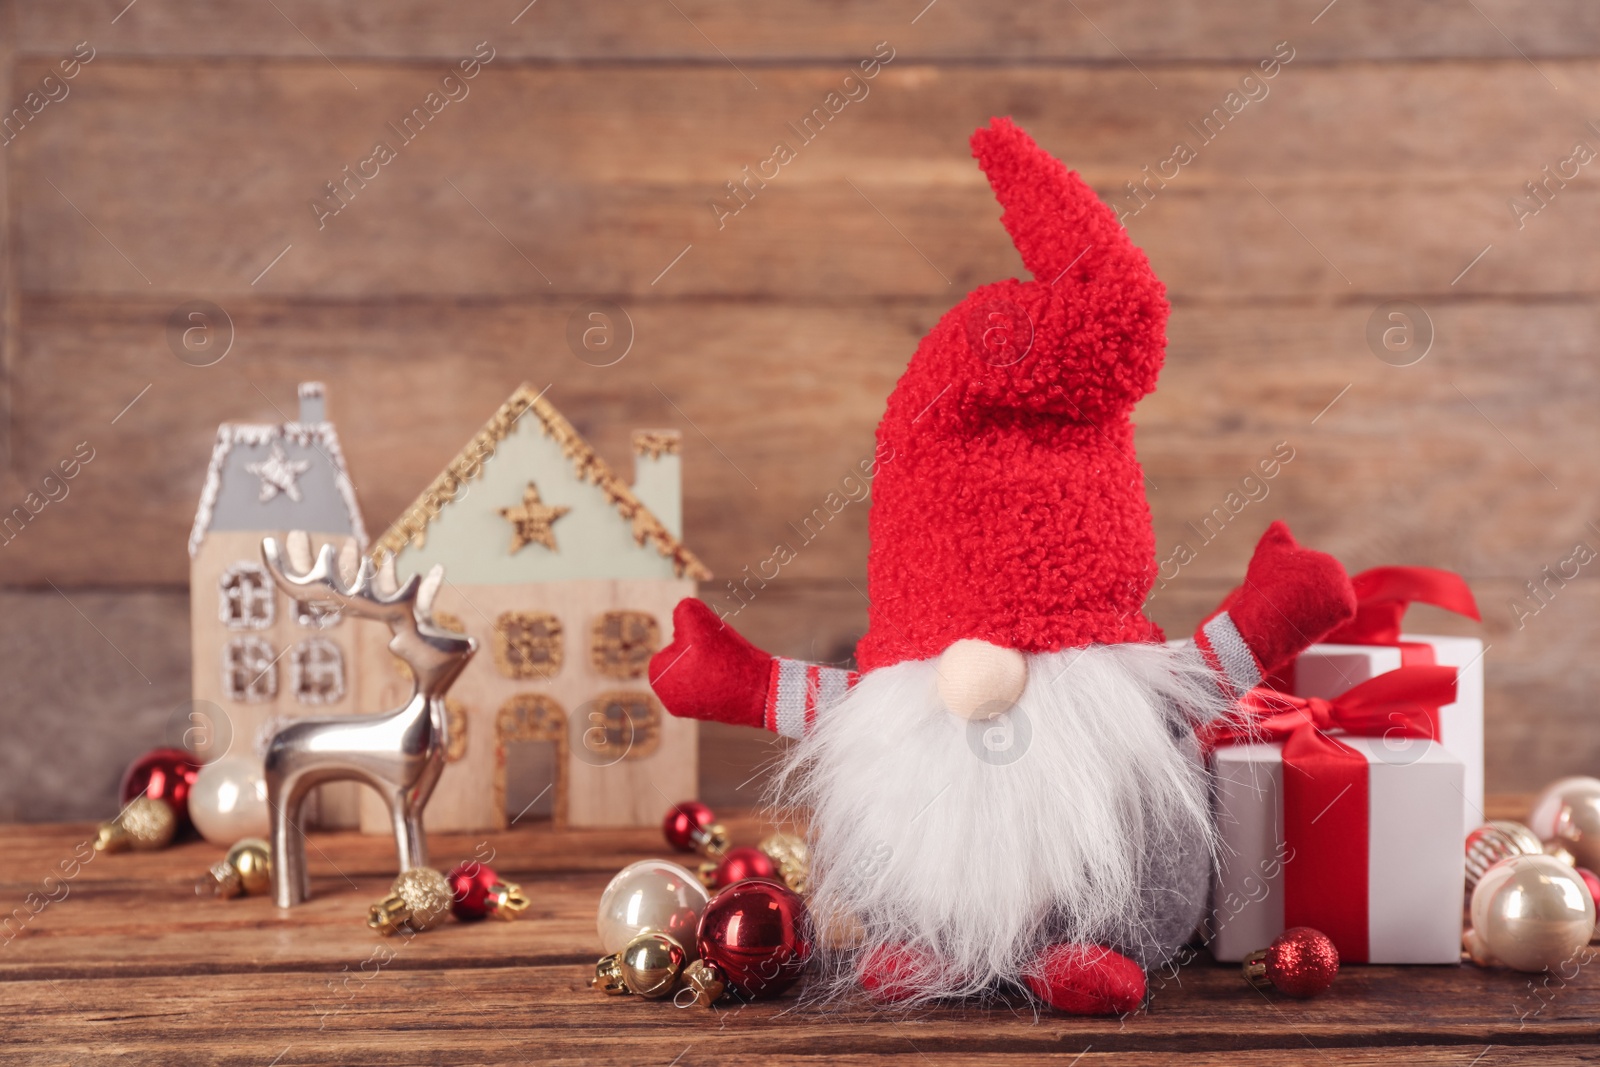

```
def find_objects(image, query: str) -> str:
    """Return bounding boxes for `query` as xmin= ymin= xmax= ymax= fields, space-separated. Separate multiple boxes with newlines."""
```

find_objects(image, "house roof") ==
xmin=371 ymin=384 xmax=710 ymax=581
xmin=188 ymin=423 xmax=368 ymax=559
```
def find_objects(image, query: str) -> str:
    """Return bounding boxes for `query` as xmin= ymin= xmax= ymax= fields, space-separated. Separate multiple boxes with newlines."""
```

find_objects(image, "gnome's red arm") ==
xmin=649 ymin=522 xmax=1355 ymax=735
xmin=647 ymin=598 xmax=856 ymax=739
xmin=1188 ymin=521 xmax=1357 ymax=700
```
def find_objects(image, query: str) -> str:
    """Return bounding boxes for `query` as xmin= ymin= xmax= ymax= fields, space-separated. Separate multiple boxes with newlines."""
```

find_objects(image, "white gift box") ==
xmin=1209 ymin=735 xmax=1465 ymax=965
xmin=1286 ymin=635 xmax=1484 ymax=838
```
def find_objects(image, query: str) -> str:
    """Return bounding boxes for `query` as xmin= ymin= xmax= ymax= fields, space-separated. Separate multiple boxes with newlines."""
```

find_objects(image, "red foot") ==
xmin=860 ymin=943 xmax=940 ymax=1004
xmin=1023 ymin=943 xmax=1145 ymax=1016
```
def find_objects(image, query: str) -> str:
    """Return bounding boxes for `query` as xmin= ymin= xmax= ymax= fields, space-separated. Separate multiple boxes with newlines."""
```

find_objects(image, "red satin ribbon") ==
xmin=1324 ymin=566 xmax=1481 ymax=645
xmin=1206 ymin=665 xmax=1459 ymax=963
xmin=1276 ymin=564 xmax=1480 ymax=687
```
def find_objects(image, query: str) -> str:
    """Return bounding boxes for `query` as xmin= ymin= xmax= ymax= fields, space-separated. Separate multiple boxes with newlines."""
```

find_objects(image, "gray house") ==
xmin=187 ymin=381 xmax=368 ymax=827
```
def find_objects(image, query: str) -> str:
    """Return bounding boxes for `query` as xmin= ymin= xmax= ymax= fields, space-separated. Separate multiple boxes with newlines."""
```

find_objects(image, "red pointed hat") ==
xmin=855 ymin=117 xmax=1169 ymax=672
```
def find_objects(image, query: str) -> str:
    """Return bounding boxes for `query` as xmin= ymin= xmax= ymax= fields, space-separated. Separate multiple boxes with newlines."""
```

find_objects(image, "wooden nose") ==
xmin=936 ymin=639 xmax=1028 ymax=721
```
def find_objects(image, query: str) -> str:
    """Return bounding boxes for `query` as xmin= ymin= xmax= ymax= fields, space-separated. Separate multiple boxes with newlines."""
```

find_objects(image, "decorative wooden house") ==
xmin=187 ymin=382 xmax=368 ymax=827
xmin=359 ymin=384 xmax=710 ymax=831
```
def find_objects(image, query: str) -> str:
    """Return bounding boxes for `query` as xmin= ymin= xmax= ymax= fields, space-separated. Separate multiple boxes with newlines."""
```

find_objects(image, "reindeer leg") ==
xmin=404 ymin=807 xmax=428 ymax=872
xmin=270 ymin=774 xmax=310 ymax=908
xmin=389 ymin=791 xmax=420 ymax=874
xmin=294 ymin=791 xmax=314 ymax=902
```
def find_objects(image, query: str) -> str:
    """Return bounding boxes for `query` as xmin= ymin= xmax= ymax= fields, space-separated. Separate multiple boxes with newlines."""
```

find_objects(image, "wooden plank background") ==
xmin=2 ymin=0 xmax=1598 ymax=820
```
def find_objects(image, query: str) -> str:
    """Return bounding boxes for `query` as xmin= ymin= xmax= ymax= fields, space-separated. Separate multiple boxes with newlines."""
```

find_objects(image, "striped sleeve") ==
xmin=1191 ymin=609 xmax=1264 ymax=701
xmin=763 ymin=658 xmax=859 ymax=739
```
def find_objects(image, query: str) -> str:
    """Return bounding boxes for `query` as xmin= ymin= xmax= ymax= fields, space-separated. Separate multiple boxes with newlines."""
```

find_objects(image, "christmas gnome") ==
xmin=649 ymin=117 xmax=1357 ymax=1014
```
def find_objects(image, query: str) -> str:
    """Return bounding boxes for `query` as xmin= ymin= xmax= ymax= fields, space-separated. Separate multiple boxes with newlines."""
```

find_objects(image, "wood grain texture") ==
xmin=0 ymin=812 xmax=1592 ymax=1066
xmin=10 ymin=60 xmax=1600 ymax=300
xmin=2 ymin=2 xmax=1597 ymax=822
xmin=14 ymin=0 xmax=1600 ymax=61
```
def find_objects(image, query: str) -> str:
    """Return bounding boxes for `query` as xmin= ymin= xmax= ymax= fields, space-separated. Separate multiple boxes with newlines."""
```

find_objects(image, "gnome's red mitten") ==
xmin=648 ymin=599 xmax=772 ymax=730
xmin=1194 ymin=521 xmax=1357 ymax=694
xmin=1023 ymin=943 xmax=1146 ymax=1016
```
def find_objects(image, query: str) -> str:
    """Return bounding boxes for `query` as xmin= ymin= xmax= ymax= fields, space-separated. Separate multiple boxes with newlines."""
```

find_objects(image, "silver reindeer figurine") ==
xmin=259 ymin=533 xmax=477 ymax=908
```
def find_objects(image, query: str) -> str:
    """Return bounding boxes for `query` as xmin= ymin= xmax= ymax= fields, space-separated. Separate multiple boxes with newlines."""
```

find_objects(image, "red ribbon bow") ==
xmin=1323 ymin=566 xmax=1481 ymax=646
xmin=1207 ymin=665 xmax=1459 ymax=963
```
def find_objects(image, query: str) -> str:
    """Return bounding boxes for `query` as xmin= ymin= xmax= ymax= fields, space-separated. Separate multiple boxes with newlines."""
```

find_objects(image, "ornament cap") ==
xmin=199 ymin=860 xmax=244 ymax=899
xmin=1241 ymin=949 xmax=1272 ymax=991
xmin=679 ymin=959 xmax=727 ymax=1008
xmin=695 ymin=823 xmax=731 ymax=860
xmin=486 ymin=880 xmax=531 ymax=921
xmin=592 ymin=953 xmax=630 ymax=996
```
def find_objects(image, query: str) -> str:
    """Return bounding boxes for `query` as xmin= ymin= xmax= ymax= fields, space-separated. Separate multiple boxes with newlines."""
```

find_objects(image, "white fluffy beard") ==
xmin=774 ymin=641 xmax=1230 ymax=1005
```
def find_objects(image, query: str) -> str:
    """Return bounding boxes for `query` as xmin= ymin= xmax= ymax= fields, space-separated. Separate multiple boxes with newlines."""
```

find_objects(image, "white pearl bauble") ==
xmin=1528 ymin=776 xmax=1600 ymax=871
xmin=188 ymin=755 xmax=270 ymax=844
xmin=596 ymin=860 xmax=709 ymax=958
xmin=1468 ymin=854 xmax=1595 ymax=972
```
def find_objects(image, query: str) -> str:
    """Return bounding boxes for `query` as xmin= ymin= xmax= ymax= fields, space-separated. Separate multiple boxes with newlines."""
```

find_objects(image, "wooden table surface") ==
xmin=5 ymin=798 xmax=1597 ymax=1066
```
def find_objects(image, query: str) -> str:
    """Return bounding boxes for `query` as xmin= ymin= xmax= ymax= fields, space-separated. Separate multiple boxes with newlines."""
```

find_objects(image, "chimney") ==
xmin=297 ymin=381 xmax=326 ymax=424
xmin=630 ymin=430 xmax=682 ymax=539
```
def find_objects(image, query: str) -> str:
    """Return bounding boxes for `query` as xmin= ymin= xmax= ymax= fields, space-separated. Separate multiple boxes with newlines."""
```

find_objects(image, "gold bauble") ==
xmin=758 ymin=832 xmax=811 ymax=895
xmin=618 ymin=932 xmax=686 ymax=999
xmin=368 ymin=867 xmax=453 ymax=935
xmin=1468 ymin=854 xmax=1595 ymax=972
xmin=197 ymin=837 xmax=274 ymax=899
xmin=1528 ymin=776 xmax=1600 ymax=871
xmin=1464 ymin=821 xmax=1543 ymax=890
xmin=227 ymin=839 xmax=273 ymax=896
xmin=95 ymin=796 xmax=177 ymax=853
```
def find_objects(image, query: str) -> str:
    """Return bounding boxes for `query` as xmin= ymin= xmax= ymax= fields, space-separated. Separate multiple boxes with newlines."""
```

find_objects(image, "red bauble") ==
xmin=447 ymin=861 xmax=498 ymax=921
xmin=697 ymin=879 xmax=812 ymax=1000
xmin=663 ymin=801 xmax=716 ymax=852
xmin=445 ymin=861 xmax=528 ymax=921
xmin=1251 ymin=927 xmax=1339 ymax=998
xmin=708 ymin=847 xmax=777 ymax=890
xmin=119 ymin=748 xmax=200 ymax=833
xmin=1576 ymin=868 xmax=1600 ymax=914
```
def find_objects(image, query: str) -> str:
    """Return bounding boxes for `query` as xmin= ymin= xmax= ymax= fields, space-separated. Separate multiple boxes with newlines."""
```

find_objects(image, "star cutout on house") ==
xmin=498 ymin=482 xmax=570 ymax=553
xmin=245 ymin=442 xmax=311 ymax=503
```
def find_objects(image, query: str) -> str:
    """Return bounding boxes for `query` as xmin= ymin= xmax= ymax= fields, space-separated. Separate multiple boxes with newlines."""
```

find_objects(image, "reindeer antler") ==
xmin=262 ymin=535 xmax=421 ymax=625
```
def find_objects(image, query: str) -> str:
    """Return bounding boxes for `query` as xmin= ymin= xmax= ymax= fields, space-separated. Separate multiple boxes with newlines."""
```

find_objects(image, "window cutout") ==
xmin=443 ymin=698 xmax=468 ymax=762
xmin=581 ymin=691 xmax=662 ymax=763
xmin=224 ymin=636 xmax=277 ymax=703
xmin=291 ymin=637 xmax=345 ymax=705
xmin=431 ymin=610 xmax=466 ymax=635
xmin=590 ymin=611 xmax=661 ymax=680
xmin=496 ymin=694 xmax=568 ymax=826
xmin=219 ymin=563 xmax=274 ymax=629
xmin=493 ymin=611 xmax=564 ymax=680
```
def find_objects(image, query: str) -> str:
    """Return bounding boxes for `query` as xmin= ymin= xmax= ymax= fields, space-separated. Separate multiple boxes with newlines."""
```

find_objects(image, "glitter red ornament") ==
xmin=694 ymin=879 xmax=812 ymax=1001
xmin=706 ymin=847 xmax=778 ymax=891
xmin=119 ymin=748 xmax=200 ymax=834
xmin=1243 ymin=926 xmax=1339 ymax=998
xmin=446 ymin=861 xmax=530 ymax=922
xmin=662 ymin=801 xmax=729 ymax=859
